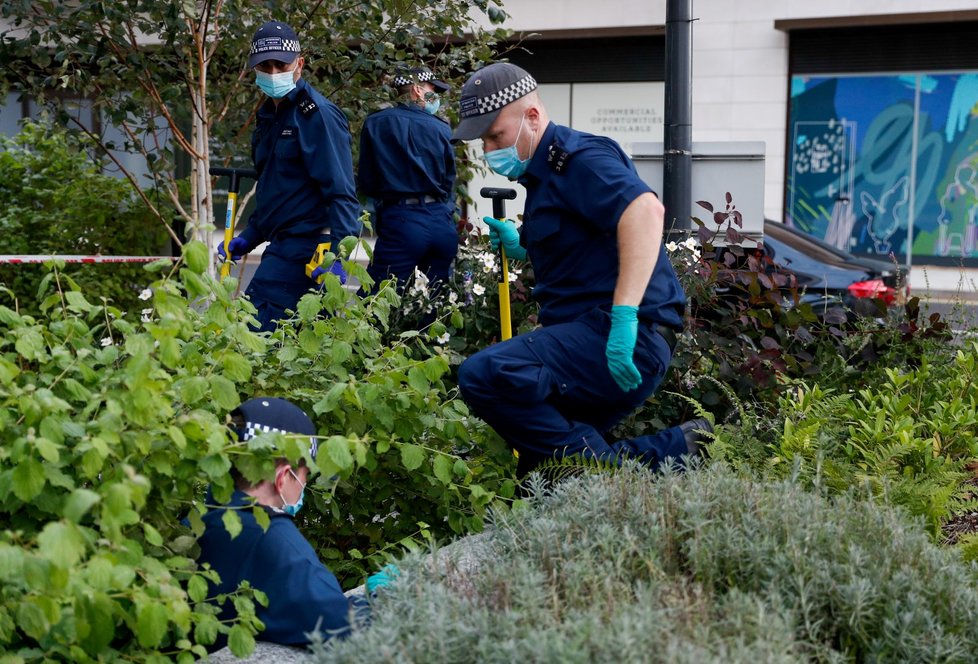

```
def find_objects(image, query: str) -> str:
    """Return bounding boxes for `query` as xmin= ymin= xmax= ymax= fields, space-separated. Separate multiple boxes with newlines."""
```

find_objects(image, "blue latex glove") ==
xmin=482 ymin=216 xmax=527 ymax=261
xmin=312 ymin=261 xmax=347 ymax=285
xmin=606 ymin=305 xmax=642 ymax=392
xmin=366 ymin=563 xmax=400 ymax=593
xmin=216 ymin=236 xmax=250 ymax=262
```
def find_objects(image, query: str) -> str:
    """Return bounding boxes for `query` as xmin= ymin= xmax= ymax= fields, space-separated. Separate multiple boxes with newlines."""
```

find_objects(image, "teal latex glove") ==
xmin=366 ymin=563 xmax=400 ymax=593
xmin=482 ymin=216 xmax=527 ymax=261
xmin=606 ymin=305 xmax=642 ymax=392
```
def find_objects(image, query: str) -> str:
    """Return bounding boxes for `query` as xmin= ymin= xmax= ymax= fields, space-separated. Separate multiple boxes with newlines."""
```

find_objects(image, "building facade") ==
xmin=468 ymin=0 xmax=978 ymax=292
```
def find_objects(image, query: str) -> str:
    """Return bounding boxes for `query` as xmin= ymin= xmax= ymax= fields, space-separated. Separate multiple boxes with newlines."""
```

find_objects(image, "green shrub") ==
xmin=0 ymin=120 xmax=169 ymax=315
xmin=312 ymin=464 xmax=978 ymax=663
xmin=709 ymin=345 xmax=978 ymax=537
xmin=0 ymin=240 xmax=513 ymax=660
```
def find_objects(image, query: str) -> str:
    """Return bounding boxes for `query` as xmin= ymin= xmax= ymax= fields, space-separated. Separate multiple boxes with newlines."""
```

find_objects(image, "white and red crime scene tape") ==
xmin=0 ymin=255 xmax=177 ymax=264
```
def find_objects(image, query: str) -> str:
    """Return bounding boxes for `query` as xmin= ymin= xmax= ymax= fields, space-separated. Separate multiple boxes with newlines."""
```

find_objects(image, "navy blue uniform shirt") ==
xmin=358 ymin=104 xmax=455 ymax=200
xmin=518 ymin=122 xmax=686 ymax=329
xmin=239 ymin=78 xmax=360 ymax=253
xmin=196 ymin=490 xmax=367 ymax=648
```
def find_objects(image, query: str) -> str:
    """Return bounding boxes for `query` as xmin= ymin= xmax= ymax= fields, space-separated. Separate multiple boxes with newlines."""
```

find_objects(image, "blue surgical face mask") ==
xmin=484 ymin=113 xmax=531 ymax=180
xmin=256 ymin=69 xmax=296 ymax=99
xmin=279 ymin=468 xmax=305 ymax=516
xmin=424 ymin=97 xmax=441 ymax=115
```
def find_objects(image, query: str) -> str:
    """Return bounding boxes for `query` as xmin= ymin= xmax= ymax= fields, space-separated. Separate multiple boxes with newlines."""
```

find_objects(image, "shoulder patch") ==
xmin=547 ymin=142 xmax=572 ymax=174
xmin=297 ymin=97 xmax=318 ymax=117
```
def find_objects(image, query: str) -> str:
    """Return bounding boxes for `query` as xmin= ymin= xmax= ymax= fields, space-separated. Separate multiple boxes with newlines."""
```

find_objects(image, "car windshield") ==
xmin=764 ymin=221 xmax=858 ymax=264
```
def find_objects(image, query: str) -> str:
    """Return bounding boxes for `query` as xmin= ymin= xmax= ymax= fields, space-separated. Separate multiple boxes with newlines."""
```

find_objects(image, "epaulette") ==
xmin=297 ymin=91 xmax=318 ymax=117
xmin=547 ymin=142 xmax=571 ymax=174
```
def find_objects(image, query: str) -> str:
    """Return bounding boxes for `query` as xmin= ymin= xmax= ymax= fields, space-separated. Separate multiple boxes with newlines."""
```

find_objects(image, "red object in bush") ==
xmin=847 ymin=279 xmax=896 ymax=305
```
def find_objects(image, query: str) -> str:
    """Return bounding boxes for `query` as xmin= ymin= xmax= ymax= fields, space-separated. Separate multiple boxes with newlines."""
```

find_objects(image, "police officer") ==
xmin=218 ymin=21 xmax=360 ymax=332
xmin=197 ymin=397 xmax=394 ymax=649
xmin=452 ymin=63 xmax=710 ymax=476
xmin=358 ymin=66 xmax=457 ymax=291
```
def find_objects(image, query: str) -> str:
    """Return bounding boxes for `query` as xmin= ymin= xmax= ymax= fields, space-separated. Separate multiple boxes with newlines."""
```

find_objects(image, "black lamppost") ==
xmin=663 ymin=0 xmax=693 ymax=235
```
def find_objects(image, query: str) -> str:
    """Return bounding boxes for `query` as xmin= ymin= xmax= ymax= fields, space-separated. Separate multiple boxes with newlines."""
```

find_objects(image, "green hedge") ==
xmin=0 ymin=120 xmax=168 ymax=315
xmin=0 ymin=242 xmax=512 ymax=661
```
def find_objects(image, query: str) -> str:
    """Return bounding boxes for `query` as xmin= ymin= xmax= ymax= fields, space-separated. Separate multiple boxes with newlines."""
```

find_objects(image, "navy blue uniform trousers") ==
xmin=367 ymin=202 xmax=457 ymax=289
xmin=458 ymin=308 xmax=687 ymax=474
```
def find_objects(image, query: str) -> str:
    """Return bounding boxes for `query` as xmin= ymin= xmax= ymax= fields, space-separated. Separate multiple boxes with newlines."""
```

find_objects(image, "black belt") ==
xmin=381 ymin=195 xmax=443 ymax=206
xmin=652 ymin=324 xmax=679 ymax=353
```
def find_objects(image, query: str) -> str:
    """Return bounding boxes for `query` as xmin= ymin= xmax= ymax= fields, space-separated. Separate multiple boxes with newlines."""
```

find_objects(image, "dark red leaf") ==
xmin=696 ymin=200 xmax=714 ymax=212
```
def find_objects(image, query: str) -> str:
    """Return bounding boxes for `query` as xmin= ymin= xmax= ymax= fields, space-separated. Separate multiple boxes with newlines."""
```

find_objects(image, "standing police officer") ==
xmin=452 ymin=63 xmax=710 ymax=476
xmin=358 ymin=66 xmax=457 ymax=291
xmin=218 ymin=21 xmax=360 ymax=332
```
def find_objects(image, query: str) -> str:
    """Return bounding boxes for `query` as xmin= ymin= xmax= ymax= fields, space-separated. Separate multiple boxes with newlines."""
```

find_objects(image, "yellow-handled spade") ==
xmin=480 ymin=187 xmax=518 ymax=340
xmin=210 ymin=167 xmax=257 ymax=281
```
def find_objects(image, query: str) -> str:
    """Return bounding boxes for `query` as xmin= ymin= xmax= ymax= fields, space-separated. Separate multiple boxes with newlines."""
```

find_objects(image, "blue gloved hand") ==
xmin=312 ymin=261 xmax=347 ymax=285
xmin=482 ymin=216 xmax=527 ymax=261
xmin=606 ymin=305 xmax=642 ymax=392
xmin=366 ymin=563 xmax=400 ymax=593
xmin=216 ymin=236 xmax=250 ymax=262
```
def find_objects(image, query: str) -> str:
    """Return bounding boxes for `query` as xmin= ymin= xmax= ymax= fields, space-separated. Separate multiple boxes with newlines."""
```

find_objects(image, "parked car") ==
xmin=760 ymin=219 xmax=909 ymax=318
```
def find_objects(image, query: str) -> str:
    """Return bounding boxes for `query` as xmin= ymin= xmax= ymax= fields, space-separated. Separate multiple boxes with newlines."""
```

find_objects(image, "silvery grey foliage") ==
xmin=310 ymin=463 xmax=978 ymax=663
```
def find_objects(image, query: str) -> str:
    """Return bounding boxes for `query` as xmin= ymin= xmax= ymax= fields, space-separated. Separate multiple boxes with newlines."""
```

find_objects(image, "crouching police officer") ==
xmin=197 ymin=397 xmax=395 ymax=649
xmin=358 ymin=66 xmax=458 ymax=291
xmin=452 ymin=63 xmax=711 ymax=476
xmin=219 ymin=20 xmax=360 ymax=332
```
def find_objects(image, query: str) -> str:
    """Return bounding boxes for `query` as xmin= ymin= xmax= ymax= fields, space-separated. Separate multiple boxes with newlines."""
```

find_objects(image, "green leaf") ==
xmin=37 ymin=521 xmax=87 ymax=566
xmin=407 ymin=366 xmax=429 ymax=393
xmin=209 ymin=374 xmax=239 ymax=410
xmin=299 ymin=328 xmax=320 ymax=355
xmin=433 ymin=454 xmax=453 ymax=485
xmin=199 ymin=454 xmax=231 ymax=480
xmin=187 ymin=574 xmax=208 ymax=603
xmin=400 ymin=444 xmax=424 ymax=471
xmin=221 ymin=352 xmax=252 ymax=382
xmin=77 ymin=591 xmax=115 ymax=654
xmin=178 ymin=376 xmax=209 ymax=405
xmin=16 ymin=599 xmax=50 ymax=641
xmin=136 ymin=600 xmax=169 ymax=648
xmin=326 ymin=436 xmax=353 ymax=473
xmin=228 ymin=624 xmax=255 ymax=658
xmin=12 ymin=457 xmax=45 ymax=501
xmin=253 ymin=505 xmax=270 ymax=532
xmin=15 ymin=327 xmax=45 ymax=360
xmin=35 ymin=437 xmax=60 ymax=463
xmin=222 ymin=509 xmax=242 ymax=539
xmin=143 ymin=523 xmax=163 ymax=547
xmin=183 ymin=241 xmax=209 ymax=274
xmin=453 ymin=459 xmax=469 ymax=477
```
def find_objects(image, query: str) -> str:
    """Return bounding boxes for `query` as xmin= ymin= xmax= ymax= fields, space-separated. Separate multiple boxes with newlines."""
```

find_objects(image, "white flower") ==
xmin=140 ymin=308 xmax=153 ymax=323
xmin=448 ymin=291 xmax=458 ymax=304
xmin=436 ymin=332 xmax=450 ymax=345
xmin=100 ymin=337 xmax=112 ymax=347
xmin=665 ymin=241 xmax=678 ymax=253
xmin=138 ymin=288 xmax=152 ymax=301
xmin=472 ymin=283 xmax=486 ymax=296
xmin=508 ymin=271 xmax=518 ymax=282
xmin=683 ymin=237 xmax=698 ymax=251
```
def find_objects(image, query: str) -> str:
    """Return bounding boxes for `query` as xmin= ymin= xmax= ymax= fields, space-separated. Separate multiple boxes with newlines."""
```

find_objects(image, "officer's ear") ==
xmin=292 ymin=56 xmax=305 ymax=79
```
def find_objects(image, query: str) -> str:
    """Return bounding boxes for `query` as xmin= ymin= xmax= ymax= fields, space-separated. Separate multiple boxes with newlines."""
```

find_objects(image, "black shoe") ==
xmin=679 ymin=417 xmax=713 ymax=457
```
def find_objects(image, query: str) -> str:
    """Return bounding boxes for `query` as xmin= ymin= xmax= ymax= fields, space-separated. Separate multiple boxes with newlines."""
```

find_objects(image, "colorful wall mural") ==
xmin=788 ymin=73 xmax=978 ymax=264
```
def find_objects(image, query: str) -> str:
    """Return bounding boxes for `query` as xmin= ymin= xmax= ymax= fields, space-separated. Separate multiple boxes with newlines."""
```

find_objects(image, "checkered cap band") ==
xmin=250 ymin=36 xmax=300 ymax=57
xmin=462 ymin=74 xmax=537 ymax=119
xmin=392 ymin=70 xmax=434 ymax=87
xmin=242 ymin=421 xmax=318 ymax=458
